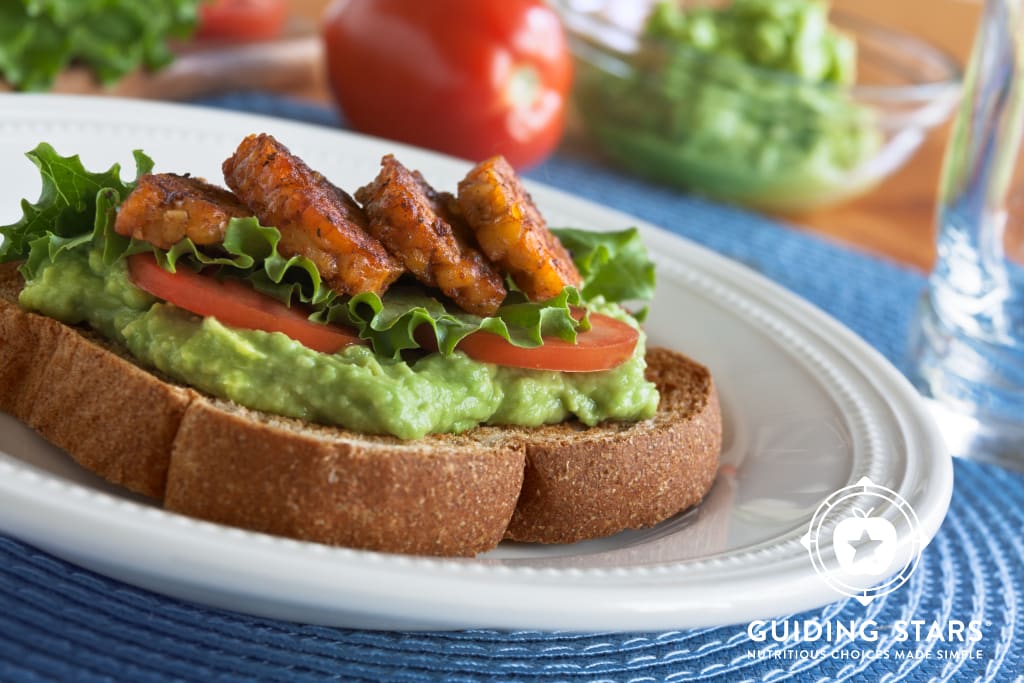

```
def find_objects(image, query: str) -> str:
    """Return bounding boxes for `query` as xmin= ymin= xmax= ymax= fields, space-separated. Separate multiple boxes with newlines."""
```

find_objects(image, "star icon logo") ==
xmin=849 ymin=529 xmax=885 ymax=565
xmin=832 ymin=507 xmax=898 ymax=577
xmin=801 ymin=477 xmax=925 ymax=605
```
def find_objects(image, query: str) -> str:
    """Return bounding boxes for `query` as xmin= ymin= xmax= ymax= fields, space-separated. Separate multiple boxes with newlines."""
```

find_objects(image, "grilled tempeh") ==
xmin=355 ymin=155 xmax=507 ymax=316
xmin=114 ymin=173 xmax=251 ymax=250
xmin=223 ymin=133 xmax=403 ymax=297
xmin=457 ymin=156 xmax=581 ymax=302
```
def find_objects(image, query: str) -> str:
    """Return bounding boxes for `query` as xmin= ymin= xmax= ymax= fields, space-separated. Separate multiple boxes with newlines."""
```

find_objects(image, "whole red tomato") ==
xmin=196 ymin=0 xmax=288 ymax=42
xmin=322 ymin=0 xmax=572 ymax=169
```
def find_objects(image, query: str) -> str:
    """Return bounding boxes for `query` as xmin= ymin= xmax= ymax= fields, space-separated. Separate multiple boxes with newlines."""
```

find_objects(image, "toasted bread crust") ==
xmin=0 ymin=264 xmax=194 ymax=499
xmin=0 ymin=263 xmax=721 ymax=556
xmin=503 ymin=347 xmax=721 ymax=544
xmin=167 ymin=402 xmax=525 ymax=556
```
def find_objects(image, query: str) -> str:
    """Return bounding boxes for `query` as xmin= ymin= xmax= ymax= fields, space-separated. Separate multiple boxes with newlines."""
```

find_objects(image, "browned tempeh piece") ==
xmin=355 ymin=155 xmax=507 ymax=317
xmin=457 ymin=156 xmax=581 ymax=302
xmin=222 ymin=133 xmax=403 ymax=297
xmin=114 ymin=173 xmax=251 ymax=250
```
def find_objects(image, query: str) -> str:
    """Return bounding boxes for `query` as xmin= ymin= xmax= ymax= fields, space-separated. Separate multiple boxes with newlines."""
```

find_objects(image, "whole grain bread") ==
xmin=0 ymin=263 xmax=722 ymax=556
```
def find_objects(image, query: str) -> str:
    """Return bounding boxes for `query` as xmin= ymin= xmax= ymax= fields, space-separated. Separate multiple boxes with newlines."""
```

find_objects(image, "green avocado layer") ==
xmin=20 ymin=246 xmax=659 ymax=440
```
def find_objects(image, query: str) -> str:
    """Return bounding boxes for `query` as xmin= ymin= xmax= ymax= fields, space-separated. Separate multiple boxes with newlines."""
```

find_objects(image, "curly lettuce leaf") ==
xmin=551 ymin=227 xmax=656 ymax=303
xmin=3 ymin=143 xmax=153 ymax=273
xmin=0 ymin=0 xmax=201 ymax=91
xmin=338 ymin=286 xmax=586 ymax=358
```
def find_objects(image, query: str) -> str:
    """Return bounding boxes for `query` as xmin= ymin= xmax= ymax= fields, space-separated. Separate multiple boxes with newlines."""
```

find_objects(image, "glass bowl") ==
xmin=552 ymin=0 xmax=962 ymax=213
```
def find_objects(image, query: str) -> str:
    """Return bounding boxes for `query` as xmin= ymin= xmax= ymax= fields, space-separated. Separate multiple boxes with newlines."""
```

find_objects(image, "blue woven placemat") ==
xmin=1 ymin=93 xmax=1021 ymax=683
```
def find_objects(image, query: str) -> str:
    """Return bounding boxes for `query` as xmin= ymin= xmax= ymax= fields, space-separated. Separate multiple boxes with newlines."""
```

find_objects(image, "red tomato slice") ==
xmin=196 ymin=0 xmax=288 ymax=42
xmin=456 ymin=313 xmax=639 ymax=372
xmin=127 ymin=253 xmax=364 ymax=354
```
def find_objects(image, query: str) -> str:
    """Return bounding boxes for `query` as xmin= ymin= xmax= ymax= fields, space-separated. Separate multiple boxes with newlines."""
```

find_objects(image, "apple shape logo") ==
xmin=801 ymin=476 xmax=924 ymax=605
xmin=832 ymin=507 xmax=898 ymax=576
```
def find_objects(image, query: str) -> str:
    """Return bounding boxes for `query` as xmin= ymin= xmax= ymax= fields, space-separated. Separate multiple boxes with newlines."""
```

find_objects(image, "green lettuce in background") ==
xmin=0 ymin=0 xmax=201 ymax=91
xmin=0 ymin=143 xmax=658 ymax=359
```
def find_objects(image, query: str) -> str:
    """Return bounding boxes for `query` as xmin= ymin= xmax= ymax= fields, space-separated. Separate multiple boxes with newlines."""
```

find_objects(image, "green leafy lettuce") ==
xmin=551 ymin=227 xmax=656 ymax=304
xmin=339 ymin=286 xmax=586 ymax=359
xmin=0 ymin=0 xmax=201 ymax=91
xmin=0 ymin=142 xmax=152 ymax=271
xmin=1 ymin=143 xmax=658 ymax=359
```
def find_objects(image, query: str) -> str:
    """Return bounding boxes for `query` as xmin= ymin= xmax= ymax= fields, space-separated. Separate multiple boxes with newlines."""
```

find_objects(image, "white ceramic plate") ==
xmin=0 ymin=94 xmax=951 ymax=631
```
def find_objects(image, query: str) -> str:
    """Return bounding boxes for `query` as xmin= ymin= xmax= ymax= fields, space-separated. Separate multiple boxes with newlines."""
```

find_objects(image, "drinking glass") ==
xmin=908 ymin=0 xmax=1024 ymax=468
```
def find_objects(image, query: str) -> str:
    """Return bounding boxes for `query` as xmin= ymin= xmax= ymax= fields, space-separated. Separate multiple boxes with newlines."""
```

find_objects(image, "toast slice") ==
xmin=0 ymin=262 xmax=721 ymax=556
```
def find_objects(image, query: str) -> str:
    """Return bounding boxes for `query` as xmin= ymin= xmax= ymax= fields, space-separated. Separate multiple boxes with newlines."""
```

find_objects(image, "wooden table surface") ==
xmin=290 ymin=0 xmax=983 ymax=273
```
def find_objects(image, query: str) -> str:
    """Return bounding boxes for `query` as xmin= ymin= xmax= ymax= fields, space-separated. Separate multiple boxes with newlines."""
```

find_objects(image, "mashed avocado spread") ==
xmin=575 ymin=0 xmax=881 ymax=211
xmin=20 ymin=247 xmax=659 ymax=440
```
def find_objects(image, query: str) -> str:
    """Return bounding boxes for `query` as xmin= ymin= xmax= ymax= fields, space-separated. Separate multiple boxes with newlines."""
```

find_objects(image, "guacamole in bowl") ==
xmin=557 ymin=0 xmax=960 ymax=212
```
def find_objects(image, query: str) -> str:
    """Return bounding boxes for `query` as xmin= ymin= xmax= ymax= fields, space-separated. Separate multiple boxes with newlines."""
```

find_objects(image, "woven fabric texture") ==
xmin=0 ymin=93 xmax=1021 ymax=683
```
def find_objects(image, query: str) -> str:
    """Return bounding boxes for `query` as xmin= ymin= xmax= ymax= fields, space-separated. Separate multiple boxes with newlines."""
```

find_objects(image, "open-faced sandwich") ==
xmin=0 ymin=134 xmax=721 ymax=556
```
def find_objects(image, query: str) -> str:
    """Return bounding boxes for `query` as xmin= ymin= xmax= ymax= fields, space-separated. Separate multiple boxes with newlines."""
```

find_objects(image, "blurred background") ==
xmin=0 ymin=0 xmax=981 ymax=273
